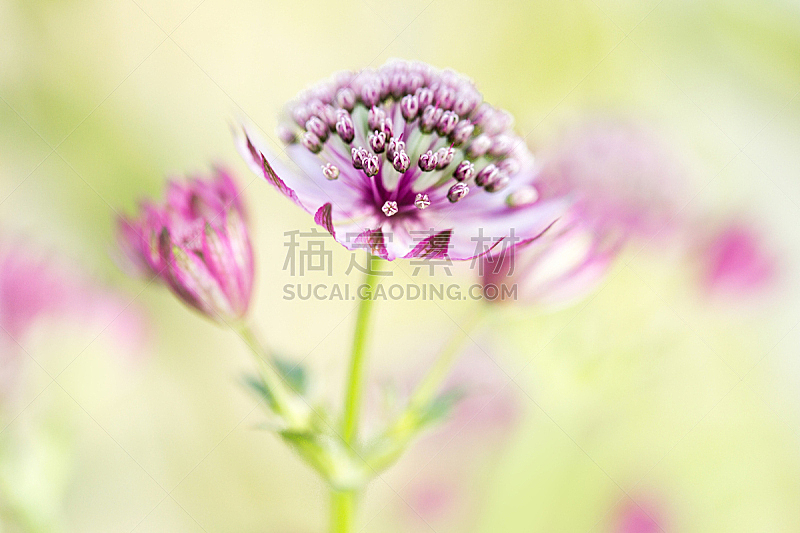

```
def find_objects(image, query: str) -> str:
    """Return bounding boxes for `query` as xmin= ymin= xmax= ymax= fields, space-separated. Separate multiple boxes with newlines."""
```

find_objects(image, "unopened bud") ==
xmin=351 ymin=146 xmax=368 ymax=169
xmin=506 ymin=185 xmax=539 ymax=207
xmin=336 ymin=88 xmax=356 ymax=111
xmin=467 ymin=134 xmax=492 ymax=158
xmin=368 ymin=106 xmax=386 ymax=131
xmin=453 ymin=160 xmax=475 ymax=181
xmin=369 ymin=130 xmax=387 ymax=153
xmin=387 ymin=138 xmax=405 ymax=161
xmin=393 ymin=150 xmax=410 ymax=172
xmin=451 ymin=120 xmax=475 ymax=146
xmin=361 ymin=83 xmax=380 ymax=107
xmin=418 ymin=150 xmax=439 ymax=172
xmin=436 ymin=111 xmax=459 ymax=136
xmin=436 ymin=86 xmax=456 ymax=110
xmin=336 ymin=114 xmax=355 ymax=143
xmin=497 ymin=158 xmax=520 ymax=176
xmin=475 ymin=164 xmax=500 ymax=187
xmin=420 ymin=105 xmax=443 ymax=134
xmin=321 ymin=163 xmax=339 ymax=180
xmin=401 ymin=94 xmax=419 ymax=121
xmin=447 ymin=182 xmax=470 ymax=203
xmin=302 ymin=131 xmax=322 ymax=153
xmin=363 ymin=154 xmax=380 ymax=177
xmin=276 ymin=124 xmax=297 ymax=144
xmin=416 ymin=87 xmax=434 ymax=108
xmin=305 ymin=116 xmax=328 ymax=141
xmin=485 ymin=174 xmax=509 ymax=192
xmin=436 ymin=146 xmax=455 ymax=169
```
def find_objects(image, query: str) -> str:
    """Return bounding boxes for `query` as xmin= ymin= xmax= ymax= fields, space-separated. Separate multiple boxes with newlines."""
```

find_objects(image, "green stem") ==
xmin=331 ymin=253 xmax=381 ymax=533
xmin=330 ymin=490 xmax=356 ymax=533
xmin=238 ymin=323 xmax=298 ymax=422
xmin=341 ymin=254 xmax=381 ymax=445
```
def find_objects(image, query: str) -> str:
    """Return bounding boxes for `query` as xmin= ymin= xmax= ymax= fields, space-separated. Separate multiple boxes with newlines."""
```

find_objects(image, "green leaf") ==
xmin=416 ymin=388 xmax=465 ymax=429
xmin=274 ymin=358 xmax=308 ymax=394
xmin=241 ymin=357 xmax=308 ymax=403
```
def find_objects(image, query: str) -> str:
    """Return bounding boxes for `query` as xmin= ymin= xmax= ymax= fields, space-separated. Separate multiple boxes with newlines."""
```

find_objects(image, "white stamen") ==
xmin=382 ymin=201 xmax=399 ymax=217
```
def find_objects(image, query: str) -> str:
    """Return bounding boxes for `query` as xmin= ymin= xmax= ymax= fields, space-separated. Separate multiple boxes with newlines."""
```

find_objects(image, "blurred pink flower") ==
xmin=483 ymin=120 xmax=685 ymax=306
xmin=0 ymin=245 xmax=146 ymax=345
xmin=482 ymin=215 xmax=620 ymax=306
xmin=615 ymin=500 xmax=663 ymax=533
xmin=118 ymin=168 xmax=254 ymax=323
xmin=536 ymin=120 xmax=685 ymax=243
xmin=440 ymin=349 xmax=519 ymax=434
xmin=699 ymin=222 xmax=776 ymax=296
xmin=0 ymin=242 xmax=148 ymax=394
xmin=407 ymin=481 xmax=457 ymax=522
xmin=0 ymin=247 xmax=71 ymax=339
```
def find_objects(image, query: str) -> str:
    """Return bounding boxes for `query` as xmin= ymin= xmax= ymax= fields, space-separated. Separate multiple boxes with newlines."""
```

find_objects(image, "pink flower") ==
xmin=615 ymin=500 xmax=663 ymax=533
xmin=237 ymin=60 xmax=566 ymax=261
xmin=536 ymin=120 xmax=685 ymax=243
xmin=0 ymin=242 xmax=148 ymax=394
xmin=482 ymin=120 xmax=684 ymax=306
xmin=407 ymin=481 xmax=457 ymax=522
xmin=482 ymin=215 xmax=620 ymax=306
xmin=699 ymin=221 xmax=776 ymax=296
xmin=117 ymin=168 xmax=254 ymax=323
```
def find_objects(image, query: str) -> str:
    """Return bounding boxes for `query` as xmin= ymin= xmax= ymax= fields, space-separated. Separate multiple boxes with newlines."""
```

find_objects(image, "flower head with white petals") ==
xmin=238 ymin=60 xmax=565 ymax=260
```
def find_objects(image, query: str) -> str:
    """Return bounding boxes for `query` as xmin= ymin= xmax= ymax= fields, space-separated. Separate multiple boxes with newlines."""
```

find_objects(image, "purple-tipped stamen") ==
xmin=453 ymin=160 xmax=475 ymax=182
xmin=418 ymin=150 xmax=439 ymax=172
xmin=447 ymin=182 xmax=469 ymax=203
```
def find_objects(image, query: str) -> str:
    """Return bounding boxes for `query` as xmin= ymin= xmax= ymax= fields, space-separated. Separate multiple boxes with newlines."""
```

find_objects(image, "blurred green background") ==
xmin=2 ymin=0 xmax=800 ymax=531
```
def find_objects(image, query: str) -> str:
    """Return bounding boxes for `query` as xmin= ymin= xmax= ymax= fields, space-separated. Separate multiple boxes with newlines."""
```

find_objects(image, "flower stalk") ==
xmin=332 ymin=253 xmax=382 ymax=533
xmin=238 ymin=323 xmax=311 ymax=431
xmin=341 ymin=253 xmax=381 ymax=445
xmin=330 ymin=490 xmax=356 ymax=533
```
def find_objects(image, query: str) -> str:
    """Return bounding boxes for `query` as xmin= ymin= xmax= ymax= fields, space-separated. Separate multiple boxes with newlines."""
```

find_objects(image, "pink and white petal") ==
xmin=314 ymin=203 xmax=336 ymax=238
xmin=236 ymin=127 xmax=311 ymax=208
xmin=353 ymin=228 xmax=389 ymax=260
xmin=436 ymin=198 xmax=569 ymax=261
xmin=285 ymin=144 xmax=371 ymax=213
xmin=201 ymin=222 xmax=243 ymax=312
xmin=238 ymin=124 xmax=362 ymax=210
xmin=160 ymin=230 xmax=233 ymax=320
xmin=403 ymin=230 xmax=452 ymax=260
xmin=313 ymin=202 xmax=381 ymax=254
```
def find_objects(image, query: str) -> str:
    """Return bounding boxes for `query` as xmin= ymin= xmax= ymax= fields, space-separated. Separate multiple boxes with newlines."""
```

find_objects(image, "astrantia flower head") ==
xmin=482 ymin=120 xmax=684 ymax=307
xmin=482 ymin=215 xmax=620 ymax=307
xmin=118 ymin=168 xmax=254 ymax=323
xmin=535 ymin=119 xmax=685 ymax=242
xmin=238 ymin=60 xmax=565 ymax=260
